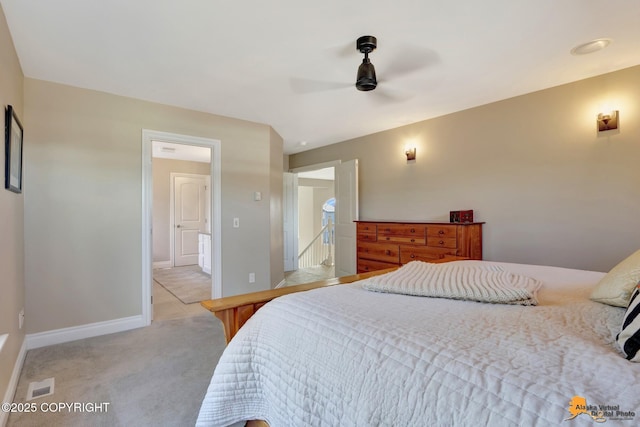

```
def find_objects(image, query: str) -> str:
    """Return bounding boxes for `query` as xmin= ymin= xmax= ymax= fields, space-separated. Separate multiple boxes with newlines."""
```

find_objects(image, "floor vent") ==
xmin=26 ymin=378 xmax=55 ymax=401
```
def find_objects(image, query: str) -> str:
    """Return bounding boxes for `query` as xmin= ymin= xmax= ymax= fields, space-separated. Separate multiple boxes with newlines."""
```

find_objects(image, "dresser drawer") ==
xmin=378 ymin=224 xmax=426 ymax=237
xmin=357 ymin=223 xmax=377 ymax=233
xmin=357 ymin=258 xmax=398 ymax=273
xmin=357 ymin=232 xmax=377 ymax=242
xmin=358 ymin=242 xmax=399 ymax=263
xmin=427 ymin=237 xmax=457 ymax=249
xmin=426 ymin=225 xmax=457 ymax=239
xmin=400 ymin=246 xmax=457 ymax=264
xmin=380 ymin=235 xmax=426 ymax=245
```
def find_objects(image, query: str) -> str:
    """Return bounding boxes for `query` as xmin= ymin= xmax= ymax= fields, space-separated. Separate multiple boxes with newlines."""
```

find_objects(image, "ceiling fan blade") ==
xmin=289 ymin=77 xmax=352 ymax=94
xmin=382 ymin=45 xmax=440 ymax=79
xmin=368 ymin=82 xmax=413 ymax=104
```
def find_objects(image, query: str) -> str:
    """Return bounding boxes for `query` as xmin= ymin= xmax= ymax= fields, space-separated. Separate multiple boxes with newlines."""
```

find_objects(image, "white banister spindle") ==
xmin=298 ymin=219 xmax=334 ymax=268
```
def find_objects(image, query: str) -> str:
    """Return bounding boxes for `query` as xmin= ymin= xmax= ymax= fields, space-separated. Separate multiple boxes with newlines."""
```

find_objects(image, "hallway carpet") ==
xmin=153 ymin=265 xmax=211 ymax=304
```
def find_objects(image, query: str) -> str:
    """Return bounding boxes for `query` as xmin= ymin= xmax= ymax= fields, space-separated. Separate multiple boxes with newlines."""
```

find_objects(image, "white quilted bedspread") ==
xmin=362 ymin=261 xmax=542 ymax=305
xmin=196 ymin=261 xmax=640 ymax=426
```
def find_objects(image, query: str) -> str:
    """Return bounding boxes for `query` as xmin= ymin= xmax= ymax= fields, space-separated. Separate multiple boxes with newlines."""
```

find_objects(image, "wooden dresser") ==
xmin=355 ymin=220 xmax=483 ymax=273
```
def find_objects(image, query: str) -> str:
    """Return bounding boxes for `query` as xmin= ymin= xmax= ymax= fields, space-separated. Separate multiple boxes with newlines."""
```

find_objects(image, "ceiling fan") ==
xmin=355 ymin=35 xmax=378 ymax=91
xmin=290 ymin=35 xmax=434 ymax=102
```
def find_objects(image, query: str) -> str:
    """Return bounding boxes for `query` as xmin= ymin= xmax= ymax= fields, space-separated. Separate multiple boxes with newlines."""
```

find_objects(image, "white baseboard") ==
xmin=25 ymin=315 xmax=145 ymax=350
xmin=153 ymin=261 xmax=172 ymax=269
xmin=1 ymin=338 xmax=27 ymax=427
xmin=274 ymin=279 xmax=287 ymax=289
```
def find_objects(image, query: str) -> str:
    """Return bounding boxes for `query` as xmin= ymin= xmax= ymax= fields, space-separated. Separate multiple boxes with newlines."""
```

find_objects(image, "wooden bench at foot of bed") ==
xmin=201 ymin=267 xmax=396 ymax=344
xmin=201 ymin=257 xmax=469 ymax=427
xmin=201 ymin=256 xmax=469 ymax=344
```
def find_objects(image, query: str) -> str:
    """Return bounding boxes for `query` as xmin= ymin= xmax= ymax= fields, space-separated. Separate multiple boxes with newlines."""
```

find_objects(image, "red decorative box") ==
xmin=450 ymin=210 xmax=474 ymax=223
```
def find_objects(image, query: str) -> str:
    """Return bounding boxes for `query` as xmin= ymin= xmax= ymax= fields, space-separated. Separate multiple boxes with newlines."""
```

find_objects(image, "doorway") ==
xmin=142 ymin=130 xmax=222 ymax=326
xmin=284 ymin=160 xmax=359 ymax=284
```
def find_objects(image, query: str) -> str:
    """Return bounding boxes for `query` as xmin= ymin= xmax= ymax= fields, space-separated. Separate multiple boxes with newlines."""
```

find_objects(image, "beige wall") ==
xmin=23 ymin=78 xmax=284 ymax=334
xmin=298 ymin=186 xmax=314 ymax=250
xmin=152 ymin=158 xmax=211 ymax=263
xmin=0 ymin=3 xmax=25 ymax=407
xmin=297 ymin=178 xmax=334 ymax=251
xmin=290 ymin=65 xmax=640 ymax=272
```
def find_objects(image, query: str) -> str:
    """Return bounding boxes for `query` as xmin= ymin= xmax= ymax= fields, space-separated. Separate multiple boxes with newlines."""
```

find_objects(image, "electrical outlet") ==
xmin=249 ymin=273 xmax=255 ymax=283
xmin=19 ymin=308 xmax=24 ymax=330
xmin=233 ymin=218 xmax=240 ymax=228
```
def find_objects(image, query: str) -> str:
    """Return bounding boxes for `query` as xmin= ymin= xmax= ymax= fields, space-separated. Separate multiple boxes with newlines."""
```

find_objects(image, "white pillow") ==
xmin=590 ymin=249 xmax=640 ymax=307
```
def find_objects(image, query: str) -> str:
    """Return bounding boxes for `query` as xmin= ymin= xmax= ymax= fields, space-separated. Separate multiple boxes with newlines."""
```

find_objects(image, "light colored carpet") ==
xmin=284 ymin=265 xmax=335 ymax=286
xmin=8 ymin=314 xmax=225 ymax=427
xmin=153 ymin=265 xmax=211 ymax=304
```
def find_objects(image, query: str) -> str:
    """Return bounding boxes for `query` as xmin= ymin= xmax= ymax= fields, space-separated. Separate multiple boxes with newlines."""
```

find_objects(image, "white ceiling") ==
xmin=2 ymin=1 xmax=640 ymax=154
xmin=297 ymin=167 xmax=335 ymax=181
xmin=152 ymin=141 xmax=211 ymax=163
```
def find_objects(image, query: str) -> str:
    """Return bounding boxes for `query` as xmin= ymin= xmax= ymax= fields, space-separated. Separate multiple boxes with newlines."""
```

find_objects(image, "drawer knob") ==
xmin=438 ymin=230 xmax=444 ymax=235
xmin=439 ymin=240 xmax=444 ymax=245
xmin=385 ymin=250 xmax=391 ymax=255
xmin=410 ymin=228 xmax=415 ymax=233
xmin=410 ymin=239 xmax=415 ymax=242
xmin=410 ymin=254 xmax=415 ymax=258
xmin=386 ymin=237 xmax=390 ymax=241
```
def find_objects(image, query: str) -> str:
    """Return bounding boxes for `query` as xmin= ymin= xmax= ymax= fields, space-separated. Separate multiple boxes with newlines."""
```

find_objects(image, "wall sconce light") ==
xmin=405 ymin=146 xmax=416 ymax=161
xmin=597 ymin=110 xmax=619 ymax=132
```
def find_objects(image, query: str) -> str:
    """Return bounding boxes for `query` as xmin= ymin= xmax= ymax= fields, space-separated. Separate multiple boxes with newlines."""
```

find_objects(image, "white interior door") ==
xmin=174 ymin=175 xmax=207 ymax=266
xmin=283 ymin=172 xmax=298 ymax=272
xmin=334 ymin=159 xmax=359 ymax=277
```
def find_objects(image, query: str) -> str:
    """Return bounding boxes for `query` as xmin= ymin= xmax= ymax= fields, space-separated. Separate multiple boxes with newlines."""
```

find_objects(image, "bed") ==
xmin=197 ymin=258 xmax=640 ymax=426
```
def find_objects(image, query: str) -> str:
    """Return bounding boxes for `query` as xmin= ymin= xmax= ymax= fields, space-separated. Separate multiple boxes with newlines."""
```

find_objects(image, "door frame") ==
xmin=169 ymin=172 xmax=210 ymax=267
xmin=334 ymin=159 xmax=359 ymax=276
xmin=142 ymin=129 xmax=222 ymax=326
xmin=283 ymin=172 xmax=298 ymax=272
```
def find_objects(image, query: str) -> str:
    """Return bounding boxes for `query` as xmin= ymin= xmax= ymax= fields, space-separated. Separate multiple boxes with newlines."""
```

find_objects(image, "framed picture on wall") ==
xmin=5 ymin=105 xmax=23 ymax=193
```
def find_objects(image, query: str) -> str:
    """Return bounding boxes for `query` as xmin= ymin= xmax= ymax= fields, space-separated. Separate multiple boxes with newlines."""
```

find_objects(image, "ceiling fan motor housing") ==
xmin=356 ymin=35 xmax=377 ymax=91
xmin=356 ymin=35 xmax=377 ymax=54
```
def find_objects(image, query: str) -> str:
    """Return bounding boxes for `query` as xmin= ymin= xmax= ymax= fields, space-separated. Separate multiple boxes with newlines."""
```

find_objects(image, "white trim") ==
xmin=274 ymin=279 xmax=287 ymax=289
xmin=142 ymin=135 xmax=153 ymax=324
xmin=1 ymin=338 xmax=26 ymax=427
xmin=25 ymin=315 xmax=145 ymax=350
xmin=142 ymin=129 xmax=222 ymax=326
xmin=153 ymin=261 xmax=172 ymax=269
xmin=289 ymin=160 xmax=341 ymax=174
